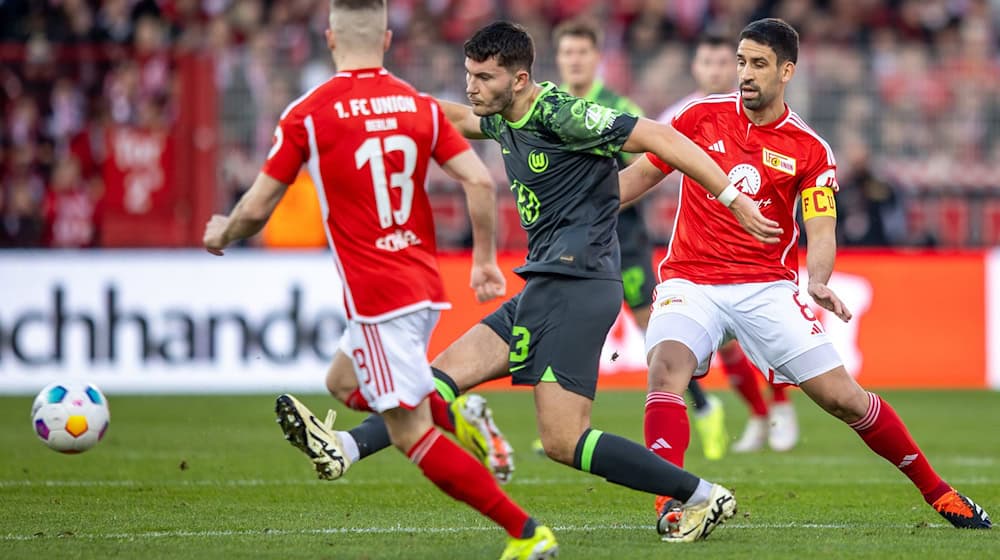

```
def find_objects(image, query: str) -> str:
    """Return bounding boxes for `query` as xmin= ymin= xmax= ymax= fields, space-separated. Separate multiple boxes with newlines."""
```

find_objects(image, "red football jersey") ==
xmin=262 ymin=68 xmax=471 ymax=321
xmin=647 ymin=93 xmax=838 ymax=284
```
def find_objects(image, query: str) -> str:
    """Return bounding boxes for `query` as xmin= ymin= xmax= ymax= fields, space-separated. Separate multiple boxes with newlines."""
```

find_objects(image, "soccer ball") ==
xmin=31 ymin=382 xmax=110 ymax=454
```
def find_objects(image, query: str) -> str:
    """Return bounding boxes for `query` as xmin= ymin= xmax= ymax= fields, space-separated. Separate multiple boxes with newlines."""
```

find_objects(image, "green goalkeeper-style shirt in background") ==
xmin=480 ymin=81 xmax=639 ymax=281
xmin=577 ymin=81 xmax=650 ymax=263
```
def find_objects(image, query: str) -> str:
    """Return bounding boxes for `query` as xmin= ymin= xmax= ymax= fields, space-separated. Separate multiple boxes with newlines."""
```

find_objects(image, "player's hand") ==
xmin=470 ymin=261 xmax=506 ymax=303
xmin=203 ymin=214 xmax=231 ymax=256
xmin=808 ymin=281 xmax=852 ymax=322
xmin=729 ymin=193 xmax=783 ymax=244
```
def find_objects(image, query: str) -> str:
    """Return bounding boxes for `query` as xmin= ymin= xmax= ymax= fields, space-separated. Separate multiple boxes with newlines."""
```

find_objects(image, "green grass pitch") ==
xmin=1 ymin=389 xmax=997 ymax=559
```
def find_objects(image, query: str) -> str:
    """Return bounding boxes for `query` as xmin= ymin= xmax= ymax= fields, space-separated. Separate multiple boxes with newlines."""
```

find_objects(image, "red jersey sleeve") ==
xmin=645 ymin=152 xmax=675 ymax=175
xmin=429 ymin=99 xmax=471 ymax=165
xmin=261 ymin=110 xmax=309 ymax=184
xmin=797 ymin=142 xmax=839 ymax=194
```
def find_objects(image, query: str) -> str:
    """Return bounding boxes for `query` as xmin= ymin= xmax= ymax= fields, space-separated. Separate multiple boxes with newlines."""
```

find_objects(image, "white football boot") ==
xmin=660 ymin=484 xmax=737 ymax=542
xmin=275 ymin=394 xmax=352 ymax=480
xmin=731 ymin=415 xmax=768 ymax=453
xmin=767 ymin=402 xmax=799 ymax=452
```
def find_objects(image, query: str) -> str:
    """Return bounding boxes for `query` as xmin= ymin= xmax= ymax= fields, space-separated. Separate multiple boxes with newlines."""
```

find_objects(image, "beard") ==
xmin=740 ymin=86 xmax=767 ymax=110
xmin=471 ymin=86 xmax=514 ymax=117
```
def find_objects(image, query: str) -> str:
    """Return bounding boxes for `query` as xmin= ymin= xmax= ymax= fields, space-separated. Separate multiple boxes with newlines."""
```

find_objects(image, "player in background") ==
xmin=314 ymin=20 xmax=783 ymax=543
xmin=202 ymin=2 xmax=558 ymax=558
xmin=553 ymin=18 xmax=728 ymax=462
xmin=657 ymin=33 xmax=799 ymax=454
xmin=619 ymin=18 xmax=991 ymax=532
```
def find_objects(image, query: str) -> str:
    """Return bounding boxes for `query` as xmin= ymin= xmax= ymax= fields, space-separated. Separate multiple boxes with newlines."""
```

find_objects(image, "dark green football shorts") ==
xmin=481 ymin=274 xmax=623 ymax=400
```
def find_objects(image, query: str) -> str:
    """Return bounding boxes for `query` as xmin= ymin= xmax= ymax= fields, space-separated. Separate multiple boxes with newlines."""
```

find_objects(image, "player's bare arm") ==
xmin=621 ymin=118 xmax=782 ymax=244
xmin=437 ymin=99 xmax=487 ymax=139
xmin=618 ymin=154 xmax=668 ymax=208
xmin=440 ymin=149 xmax=506 ymax=302
xmin=203 ymin=172 xmax=288 ymax=255
xmin=804 ymin=214 xmax=851 ymax=322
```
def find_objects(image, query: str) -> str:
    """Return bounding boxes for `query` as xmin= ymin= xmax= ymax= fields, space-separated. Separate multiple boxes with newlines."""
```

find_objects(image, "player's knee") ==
xmin=802 ymin=367 xmax=868 ymax=423
xmin=819 ymin=391 xmax=867 ymax=423
xmin=535 ymin=420 xmax=583 ymax=465
xmin=647 ymin=342 xmax=696 ymax=392
xmin=383 ymin=410 xmax=431 ymax=453
xmin=537 ymin=434 xmax=575 ymax=465
xmin=325 ymin=352 xmax=359 ymax=402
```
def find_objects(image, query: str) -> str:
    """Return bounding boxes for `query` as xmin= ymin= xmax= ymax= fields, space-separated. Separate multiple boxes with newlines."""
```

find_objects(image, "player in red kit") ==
xmin=202 ymin=2 xmax=557 ymax=557
xmin=620 ymin=18 xmax=991 ymax=533
xmin=657 ymin=33 xmax=798 ymax=454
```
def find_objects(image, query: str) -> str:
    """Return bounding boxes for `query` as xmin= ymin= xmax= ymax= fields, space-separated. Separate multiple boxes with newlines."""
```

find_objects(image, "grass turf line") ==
xmin=0 ymin=390 xmax=997 ymax=559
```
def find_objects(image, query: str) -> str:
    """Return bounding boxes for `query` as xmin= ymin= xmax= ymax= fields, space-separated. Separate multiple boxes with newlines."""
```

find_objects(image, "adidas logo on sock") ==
xmin=897 ymin=453 xmax=919 ymax=469
xmin=707 ymin=140 xmax=726 ymax=153
xmin=650 ymin=437 xmax=672 ymax=451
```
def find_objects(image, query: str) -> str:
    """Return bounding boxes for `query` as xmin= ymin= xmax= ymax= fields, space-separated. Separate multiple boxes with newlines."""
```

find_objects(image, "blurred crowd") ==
xmin=2 ymin=0 xmax=999 ymax=248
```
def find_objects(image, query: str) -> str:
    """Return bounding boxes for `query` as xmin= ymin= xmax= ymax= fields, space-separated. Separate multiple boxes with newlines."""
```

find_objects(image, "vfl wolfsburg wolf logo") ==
xmin=528 ymin=150 xmax=549 ymax=173
xmin=510 ymin=180 xmax=540 ymax=226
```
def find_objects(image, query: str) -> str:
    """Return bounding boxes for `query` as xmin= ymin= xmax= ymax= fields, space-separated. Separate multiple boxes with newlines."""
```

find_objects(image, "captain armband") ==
xmin=801 ymin=186 xmax=837 ymax=220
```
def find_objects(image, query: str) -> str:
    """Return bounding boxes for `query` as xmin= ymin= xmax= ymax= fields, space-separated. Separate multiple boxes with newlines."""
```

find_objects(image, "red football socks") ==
xmin=428 ymin=392 xmax=456 ymax=433
xmin=721 ymin=346 xmax=769 ymax=417
xmin=849 ymin=392 xmax=950 ymax=504
xmin=644 ymin=392 xmax=690 ymax=468
xmin=770 ymin=384 xmax=790 ymax=404
xmin=408 ymin=428 xmax=530 ymax=537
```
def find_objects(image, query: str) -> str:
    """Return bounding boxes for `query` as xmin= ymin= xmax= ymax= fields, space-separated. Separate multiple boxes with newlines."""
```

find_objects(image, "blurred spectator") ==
xmin=836 ymin=144 xmax=906 ymax=247
xmin=42 ymin=156 xmax=101 ymax=248
xmin=0 ymin=0 xmax=998 ymax=249
xmin=1 ymin=176 xmax=44 ymax=247
xmin=102 ymin=95 xmax=173 ymax=216
xmin=97 ymin=0 xmax=136 ymax=44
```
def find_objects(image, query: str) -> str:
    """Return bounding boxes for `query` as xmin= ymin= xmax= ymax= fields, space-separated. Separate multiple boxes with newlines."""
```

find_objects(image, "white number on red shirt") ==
xmin=354 ymin=134 xmax=417 ymax=229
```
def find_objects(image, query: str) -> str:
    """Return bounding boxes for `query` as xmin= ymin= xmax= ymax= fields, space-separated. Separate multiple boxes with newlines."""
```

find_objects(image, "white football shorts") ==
xmin=644 ymin=278 xmax=842 ymax=385
xmin=338 ymin=309 xmax=439 ymax=412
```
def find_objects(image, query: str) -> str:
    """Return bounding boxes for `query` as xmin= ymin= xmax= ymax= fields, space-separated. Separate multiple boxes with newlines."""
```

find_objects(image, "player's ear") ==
xmin=780 ymin=60 xmax=795 ymax=84
xmin=382 ymin=29 xmax=392 ymax=53
xmin=512 ymin=69 xmax=531 ymax=93
xmin=325 ymin=28 xmax=336 ymax=51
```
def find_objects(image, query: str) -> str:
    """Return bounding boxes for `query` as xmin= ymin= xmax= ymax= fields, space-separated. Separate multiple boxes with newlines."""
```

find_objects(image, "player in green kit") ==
xmin=431 ymin=21 xmax=781 ymax=543
xmin=550 ymin=18 xmax=729 ymax=462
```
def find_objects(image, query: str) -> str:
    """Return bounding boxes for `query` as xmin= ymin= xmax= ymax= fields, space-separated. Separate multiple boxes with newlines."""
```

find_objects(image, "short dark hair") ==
xmin=739 ymin=18 xmax=799 ymax=64
xmin=552 ymin=18 xmax=603 ymax=49
xmin=331 ymin=0 xmax=384 ymax=9
xmin=696 ymin=32 xmax=730 ymax=50
xmin=464 ymin=21 xmax=535 ymax=75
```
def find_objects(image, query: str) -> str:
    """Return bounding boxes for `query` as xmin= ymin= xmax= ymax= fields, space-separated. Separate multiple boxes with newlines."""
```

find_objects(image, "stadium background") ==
xmin=1 ymin=0 xmax=999 ymax=393
xmin=1 ymin=3 xmax=999 ymax=558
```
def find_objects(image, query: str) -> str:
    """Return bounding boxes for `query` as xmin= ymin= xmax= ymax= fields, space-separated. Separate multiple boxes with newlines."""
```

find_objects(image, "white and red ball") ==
xmin=31 ymin=382 xmax=110 ymax=453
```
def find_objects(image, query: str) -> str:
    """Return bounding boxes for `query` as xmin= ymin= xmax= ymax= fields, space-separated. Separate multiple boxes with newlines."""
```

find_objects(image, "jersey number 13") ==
xmin=354 ymin=135 xmax=417 ymax=228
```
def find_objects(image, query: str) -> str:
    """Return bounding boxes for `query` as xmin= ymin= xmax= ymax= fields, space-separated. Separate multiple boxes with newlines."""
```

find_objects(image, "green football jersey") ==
xmin=480 ymin=81 xmax=639 ymax=280
xmin=579 ymin=80 xmax=644 ymax=170
xmin=575 ymin=81 xmax=650 ymax=256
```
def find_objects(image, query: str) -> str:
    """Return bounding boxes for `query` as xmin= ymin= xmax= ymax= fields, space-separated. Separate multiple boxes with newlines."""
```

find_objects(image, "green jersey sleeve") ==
xmin=479 ymin=114 xmax=503 ymax=141
xmin=548 ymin=97 xmax=639 ymax=158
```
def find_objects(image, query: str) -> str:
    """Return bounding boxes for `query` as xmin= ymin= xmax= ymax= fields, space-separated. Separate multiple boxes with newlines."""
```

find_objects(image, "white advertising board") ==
xmin=0 ymin=250 xmax=346 ymax=394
